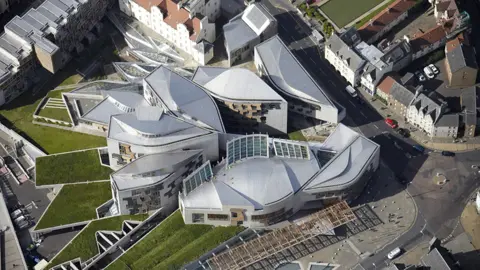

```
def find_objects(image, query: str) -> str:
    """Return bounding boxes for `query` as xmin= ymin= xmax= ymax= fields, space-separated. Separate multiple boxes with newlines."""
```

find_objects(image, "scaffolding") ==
xmin=207 ymin=201 xmax=356 ymax=270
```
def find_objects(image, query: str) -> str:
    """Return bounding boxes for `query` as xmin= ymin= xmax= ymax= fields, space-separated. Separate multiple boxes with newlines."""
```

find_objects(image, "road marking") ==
xmin=329 ymin=80 xmax=337 ymax=87
xmin=361 ymin=112 xmax=367 ymax=118
xmin=309 ymin=58 xmax=316 ymax=64
xmin=319 ymin=69 xmax=326 ymax=75
xmin=373 ymin=124 xmax=379 ymax=129
xmin=349 ymin=100 xmax=356 ymax=107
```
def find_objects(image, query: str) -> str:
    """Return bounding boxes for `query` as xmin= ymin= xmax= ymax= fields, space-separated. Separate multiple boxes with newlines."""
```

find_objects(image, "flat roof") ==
xmin=254 ymin=36 xmax=337 ymax=111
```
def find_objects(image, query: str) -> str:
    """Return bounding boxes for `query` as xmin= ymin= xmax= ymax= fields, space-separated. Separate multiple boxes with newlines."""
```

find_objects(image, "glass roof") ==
xmin=183 ymin=161 xmax=213 ymax=195
xmin=226 ymin=134 xmax=269 ymax=166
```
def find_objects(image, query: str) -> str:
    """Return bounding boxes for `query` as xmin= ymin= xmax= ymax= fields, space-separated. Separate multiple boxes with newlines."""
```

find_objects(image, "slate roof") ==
xmin=446 ymin=44 xmax=478 ymax=73
xmin=435 ymin=114 xmax=459 ymax=127
xmin=389 ymin=81 xmax=415 ymax=106
xmin=461 ymin=86 xmax=477 ymax=125
xmin=326 ymin=33 xmax=366 ymax=72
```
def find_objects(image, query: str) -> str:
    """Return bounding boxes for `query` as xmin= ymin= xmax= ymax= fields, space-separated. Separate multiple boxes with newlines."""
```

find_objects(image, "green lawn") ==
xmin=355 ymin=0 xmax=397 ymax=28
xmin=47 ymin=214 xmax=148 ymax=268
xmin=35 ymin=182 xmax=112 ymax=230
xmin=106 ymin=211 xmax=244 ymax=270
xmin=60 ymin=74 xmax=83 ymax=86
xmin=288 ymin=130 xmax=307 ymax=141
xmin=0 ymin=89 xmax=106 ymax=154
xmin=320 ymin=0 xmax=384 ymax=28
xmin=36 ymin=149 xmax=112 ymax=186
xmin=37 ymin=107 xmax=71 ymax=123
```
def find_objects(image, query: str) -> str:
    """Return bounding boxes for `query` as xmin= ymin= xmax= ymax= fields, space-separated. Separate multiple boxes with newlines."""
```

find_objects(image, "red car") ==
xmin=385 ymin=118 xmax=398 ymax=128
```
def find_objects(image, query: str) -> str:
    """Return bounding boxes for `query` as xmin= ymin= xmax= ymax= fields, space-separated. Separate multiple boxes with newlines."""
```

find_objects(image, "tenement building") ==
xmin=179 ymin=124 xmax=380 ymax=228
xmin=255 ymin=35 xmax=345 ymax=124
xmin=192 ymin=66 xmax=288 ymax=134
xmin=0 ymin=0 xmax=108 ymax=105
xmin=118 ymin=0 xmax=219 ymax=65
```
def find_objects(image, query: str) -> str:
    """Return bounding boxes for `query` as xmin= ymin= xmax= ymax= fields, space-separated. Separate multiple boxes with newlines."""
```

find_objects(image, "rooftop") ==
xmin=144 ymin=65 xmax=225 ymax=132
xmin=326 ymin=33 xmax=366 ymax=72
xmin=111 ymin=150 xmax=202 ymax=190
xmin=192 ymin=67 xmax=286 ymax=102
xmin=410 ymin=25 xmax=447 ymax=52
xmin=446 ymin=43 xmax=478 ymax=73
xmin=255 ymin=35 xmax=338 ymax=119
xmin=389 ymin=81 xmax=415 ymax=106
xmin=377 ymin=76 xmax=397 ymax=95
xmin=223 ymin=3 xmax=276 ymax=52
xmin=181 ymin=124 xmax=379 ymax=210
xmin=358 ymin=0 xmax=417 ymax=41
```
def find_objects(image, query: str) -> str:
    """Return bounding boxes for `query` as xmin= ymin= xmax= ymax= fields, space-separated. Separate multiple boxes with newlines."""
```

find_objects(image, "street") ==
xmin=260 ymin=0 xmax=480 ymax=269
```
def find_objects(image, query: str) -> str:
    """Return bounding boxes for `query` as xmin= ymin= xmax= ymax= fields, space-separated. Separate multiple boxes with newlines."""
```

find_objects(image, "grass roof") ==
xmin=106 ymin=211 xmax=244 ymax=270
xmin=35 ymin=182 xmax=112 ymax=230
xmin=35 ymin=149 xmax=112 ymax=186
xmin=47 ymin=214 xmax=148 ymax=268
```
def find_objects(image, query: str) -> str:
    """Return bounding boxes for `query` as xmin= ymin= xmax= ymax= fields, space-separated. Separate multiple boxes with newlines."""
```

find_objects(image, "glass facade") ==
xmin=273 ymin=139 xmax=310 ymax=159
xmin=226 ymin=134 xmax=269 ymax=166
xmin=183 ymin=161 xmax=213 ymax=195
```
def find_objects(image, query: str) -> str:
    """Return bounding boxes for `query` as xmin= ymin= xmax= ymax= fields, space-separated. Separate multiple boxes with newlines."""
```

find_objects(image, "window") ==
xmin=207 ymin=214 xmax=229 ymax=221
xmin=231 ymin=212 xmax=238 ymax=218
xmin=192 ymin=213 xmax=204 ymax=223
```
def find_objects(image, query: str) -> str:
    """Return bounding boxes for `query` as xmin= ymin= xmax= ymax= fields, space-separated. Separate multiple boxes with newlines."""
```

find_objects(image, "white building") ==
xmin=192 ymin=66 xmax=288 ymax=134
xmin=407 ymin=93 xmax=447 ymax=137
xmin=118 ymin=0 xmax=218 ymax=65
xmin=179 ymin=124 xmax=380 ymax=228
xmin=223 ymin=3 xmax=277 ymax=66
xmin=324 ymin=28 xmax=365 ymax=87
xmin=0 ymin=0 xmax=108 ymax=106
xmin=255 ymin=35 xmax=345 ymax=124
xmin=110 ymin=150 xmax=205 ymax=215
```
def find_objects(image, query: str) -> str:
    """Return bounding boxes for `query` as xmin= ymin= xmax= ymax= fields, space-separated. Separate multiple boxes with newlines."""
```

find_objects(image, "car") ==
xmin=428 ymin=64 xmax=439 ymax=74
xmin=413 ymin=145 xmax=425 ymax=152
xmin=423 ymin=66 xmax=435 ymax=79
xmin=387 ymin=247 xmax=402 ymax=260
xmin=441 ymin=151 xmax=455 ymax=157
xmin=415 ymin=71 xmax=426 ymax=82
xmin=385 ymin=118 xmax=397 ymax=128
xmin=397 ymin=128 xmax=410 ymax=138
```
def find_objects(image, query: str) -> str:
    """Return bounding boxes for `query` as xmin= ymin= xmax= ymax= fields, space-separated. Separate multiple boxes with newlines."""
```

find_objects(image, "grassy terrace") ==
xmin=47 ymin=214 xmax=148 ymax=268
xmin=35 ymin=182 xmax=112 ymax=230
xmin=106 ymin=211 xmax=244 ymax=270
xmin=36 ymin=149 xmax=113 ymax=186
xmin=0 ymin=88 xmax=106 ymax=154
xmin=355 ymin=0 xmax=397 ymax=28
xmin=37 ymin=106 xmax=71 ymax=123
xmin=320 ymin=0 xmax=384 ymax=28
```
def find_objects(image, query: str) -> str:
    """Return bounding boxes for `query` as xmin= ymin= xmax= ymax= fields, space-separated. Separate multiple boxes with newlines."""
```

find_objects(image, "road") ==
xmin=260 ymin=0 xmax=480 ymax=269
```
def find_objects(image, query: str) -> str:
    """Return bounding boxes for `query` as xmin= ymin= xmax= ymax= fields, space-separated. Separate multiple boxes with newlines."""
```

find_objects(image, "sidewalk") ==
xmin=358 ymin=89 xmax=480 ymax=152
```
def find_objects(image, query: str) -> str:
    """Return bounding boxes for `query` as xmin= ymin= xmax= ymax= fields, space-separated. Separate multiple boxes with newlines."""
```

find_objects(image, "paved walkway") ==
xmin=358 ymin=89 xmax=480 ymax=152
xmin=344 ymin=0 xmax=393 ymax=28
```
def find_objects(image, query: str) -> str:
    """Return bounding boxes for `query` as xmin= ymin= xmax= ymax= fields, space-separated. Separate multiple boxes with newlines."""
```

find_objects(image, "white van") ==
xmin=387 ymin=247 xmax=401 ymax=259
xmin=345 ymin=85 xmax=358 ymax=98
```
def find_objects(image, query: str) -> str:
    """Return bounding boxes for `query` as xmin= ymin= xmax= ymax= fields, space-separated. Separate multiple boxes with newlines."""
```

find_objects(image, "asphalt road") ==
xmin=260 ymin=0 xmax=480 ymax=268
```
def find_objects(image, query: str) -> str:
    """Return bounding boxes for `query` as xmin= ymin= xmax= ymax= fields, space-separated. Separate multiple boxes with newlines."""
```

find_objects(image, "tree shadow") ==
xmin=453 ymin=249 xmax=480 ymax=270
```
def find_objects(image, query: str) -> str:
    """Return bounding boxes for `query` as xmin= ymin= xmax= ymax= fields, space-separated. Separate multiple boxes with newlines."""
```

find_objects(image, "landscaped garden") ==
xmin=47 ymin=214 xmax=148 ymax=268
xmin=105 ymin=211 xmax=244 ymax=270
xmin=0 ymin=88 xmax=106 ymax=154
xmin=35 ymin=182 xmax=112 ymax=230
xmin=35 ymin=149 xmax=113 ymax=186
xmin=320 ymin=0 xmax=385 ymax=28
xmin=288 ymin=130 xmax=307 ymax=141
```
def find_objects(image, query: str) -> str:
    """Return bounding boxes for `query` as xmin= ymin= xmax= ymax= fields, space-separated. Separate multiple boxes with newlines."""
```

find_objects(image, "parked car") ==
xmin=428 ymin=64 xmax=439 ymax=74
xmin=415 ymin=71 xmax=426 ymax=82
xmin=413 ymin=145 xmax=425 ymax=153
xmin=397 ymin=128 xmax=409 ymax=138
xmin=441 ymin=151 xmax=455 ymax=157
xmin=385 ymin=118 xmax=398 ymax=129
xmin=423 ymin=66 xmax=435 ymax=79
xmin=387 ymin=247 xmax=402 ymax=259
